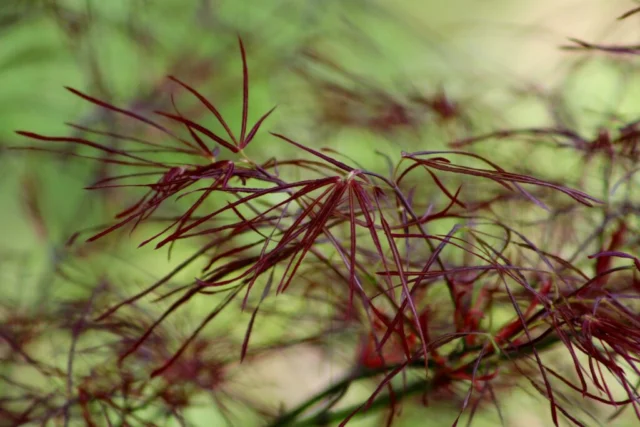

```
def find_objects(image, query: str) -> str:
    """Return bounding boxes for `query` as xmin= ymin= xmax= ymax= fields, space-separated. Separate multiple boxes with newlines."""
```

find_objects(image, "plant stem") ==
xmin=265 ymin=367 xmax=388 ymax=427
xmin=266 ymin=333 xmax=562 ymax=426
xmin=289 ymin=378 xmax=434 ymax=427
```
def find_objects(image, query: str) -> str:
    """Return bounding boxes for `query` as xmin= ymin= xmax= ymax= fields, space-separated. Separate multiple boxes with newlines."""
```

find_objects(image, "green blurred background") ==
xmin=2 ymin=0 xmax=640 ymax=426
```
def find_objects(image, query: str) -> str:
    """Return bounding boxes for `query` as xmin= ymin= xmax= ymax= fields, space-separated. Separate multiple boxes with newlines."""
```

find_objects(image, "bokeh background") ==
xmin=2 ymin=1 xmax=640 ymax=426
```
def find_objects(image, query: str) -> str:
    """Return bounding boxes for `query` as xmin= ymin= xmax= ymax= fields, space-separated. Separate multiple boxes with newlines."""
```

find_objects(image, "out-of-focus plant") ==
xmin=4 ymin=2 xmax=640 ymax=426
